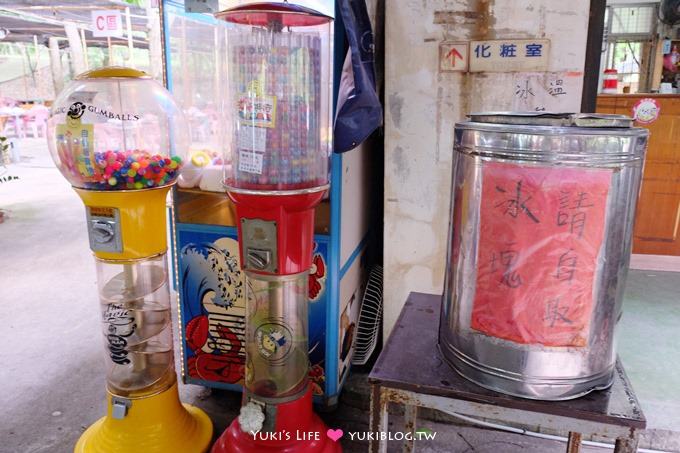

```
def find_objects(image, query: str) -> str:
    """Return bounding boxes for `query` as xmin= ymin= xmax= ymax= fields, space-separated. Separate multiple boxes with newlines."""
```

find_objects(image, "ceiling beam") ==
xmin=8 ymin=5 xmax=149 ymax=20
xmin=11 ymin=5 xmax=127 ymax=11
xmin=0 ymin=7 xmax=78 ymax=28
xmin=0 ymin=7 xmax=148 ymax=37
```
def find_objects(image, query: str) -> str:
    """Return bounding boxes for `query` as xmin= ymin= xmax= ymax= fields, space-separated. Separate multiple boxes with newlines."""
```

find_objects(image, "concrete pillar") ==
xmin=48 ymin=37 xmax=64 ymax=94
xmin=146 ymin=5 xmax=163 ymax=80
xmin=64 ymin=21 xmax=85 ymax=76
xmin=125 ymin=7 xmax=134 ymax=63
xmin=80 ymin=28 xmax=89 ymax=70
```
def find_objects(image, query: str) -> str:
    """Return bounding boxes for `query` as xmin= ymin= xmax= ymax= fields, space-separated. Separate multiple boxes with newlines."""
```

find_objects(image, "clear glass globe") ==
xmin=47 ymin=68 xmax=189 ymax=190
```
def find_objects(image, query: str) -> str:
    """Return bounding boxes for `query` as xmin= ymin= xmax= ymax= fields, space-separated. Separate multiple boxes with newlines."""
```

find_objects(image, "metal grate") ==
xmin=610 ymin=6 xmax=655 ymax=35
xmin=352 ymin=265 xmax=383 ymax=366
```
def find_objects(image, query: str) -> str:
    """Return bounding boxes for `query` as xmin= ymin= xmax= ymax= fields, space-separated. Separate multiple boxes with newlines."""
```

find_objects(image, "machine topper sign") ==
xmin=91 ymin=10 xmax=123 ymax=38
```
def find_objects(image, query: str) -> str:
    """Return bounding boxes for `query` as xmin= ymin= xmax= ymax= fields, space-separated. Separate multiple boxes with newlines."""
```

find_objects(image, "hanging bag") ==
xmin=334 ymin=0 xmax=382 ymax=153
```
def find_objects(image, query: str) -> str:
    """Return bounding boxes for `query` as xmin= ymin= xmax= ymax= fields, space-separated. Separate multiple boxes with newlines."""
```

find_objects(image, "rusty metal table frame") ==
xmin=368 ymin=293 xmax=646 ymax=453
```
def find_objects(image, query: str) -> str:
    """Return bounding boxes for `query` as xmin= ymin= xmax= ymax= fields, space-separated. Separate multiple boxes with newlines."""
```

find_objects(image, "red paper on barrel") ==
xmin=471 ymin=161 xmax=612 ymax=347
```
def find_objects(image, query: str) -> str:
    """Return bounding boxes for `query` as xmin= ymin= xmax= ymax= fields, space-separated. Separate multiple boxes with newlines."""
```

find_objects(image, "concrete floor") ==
xmin=1 ymin=138 xmax=679 ymax=452
xmin=618 ymin=271 xmax=680 ymax=432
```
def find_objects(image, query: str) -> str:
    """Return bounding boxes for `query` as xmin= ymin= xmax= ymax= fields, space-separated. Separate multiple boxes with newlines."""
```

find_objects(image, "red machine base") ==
xmin=212 ymin=389 xmax=342 ymax=453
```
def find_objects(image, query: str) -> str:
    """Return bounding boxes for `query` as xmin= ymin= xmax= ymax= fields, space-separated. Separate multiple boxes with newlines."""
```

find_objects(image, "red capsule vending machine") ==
xmin=163 ymin=0 xmax=379 ymax=410
xmin=210 ymin=2 xmax=341 ymax=452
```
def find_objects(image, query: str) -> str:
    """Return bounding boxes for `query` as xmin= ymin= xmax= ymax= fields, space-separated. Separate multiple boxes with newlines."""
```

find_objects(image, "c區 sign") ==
xmin=91 ymin=10 xmax=123 ymax=38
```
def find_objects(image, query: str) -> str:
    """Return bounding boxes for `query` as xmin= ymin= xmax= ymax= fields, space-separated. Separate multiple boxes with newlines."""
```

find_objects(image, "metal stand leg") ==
xmin=614 ymin=431 xmax=639 ymax=453
xmin=403 ymin=404 xmax=418 ymax=453
xmin=369 ymin=385 xmax=389 ymax=453
xmin=567 ymin=432 xmax=582 ymax=453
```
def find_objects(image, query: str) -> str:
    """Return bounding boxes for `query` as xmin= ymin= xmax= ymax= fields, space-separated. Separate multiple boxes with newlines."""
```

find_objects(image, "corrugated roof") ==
xmin=0 ymin=0 xmax=150 ymax=48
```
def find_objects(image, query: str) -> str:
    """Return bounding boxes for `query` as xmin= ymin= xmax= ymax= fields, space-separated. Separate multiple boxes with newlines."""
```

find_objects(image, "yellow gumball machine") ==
xmin=46 ymin=67 xmax=213 ymax=453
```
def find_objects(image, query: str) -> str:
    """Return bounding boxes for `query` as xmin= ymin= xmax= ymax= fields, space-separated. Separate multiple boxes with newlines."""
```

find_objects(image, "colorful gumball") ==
xmin=85 ymin=149 xmax=182 ymax=190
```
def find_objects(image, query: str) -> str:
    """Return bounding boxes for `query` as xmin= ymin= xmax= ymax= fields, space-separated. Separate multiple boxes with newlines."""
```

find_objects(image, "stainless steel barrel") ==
xmin=438 ymin=112 xmax=648 ymax=400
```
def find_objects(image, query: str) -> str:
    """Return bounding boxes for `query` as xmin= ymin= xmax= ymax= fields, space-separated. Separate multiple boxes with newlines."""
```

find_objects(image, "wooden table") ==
xmin=368 ymin=293 xmax=646 ymax=453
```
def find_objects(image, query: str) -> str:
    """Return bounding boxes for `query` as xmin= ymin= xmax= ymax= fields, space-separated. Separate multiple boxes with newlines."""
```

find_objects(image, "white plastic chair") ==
xmin=2 ymin=111 xmax=25 ymax=138
xmin=23 ymin=106 xmax=49 ymax=138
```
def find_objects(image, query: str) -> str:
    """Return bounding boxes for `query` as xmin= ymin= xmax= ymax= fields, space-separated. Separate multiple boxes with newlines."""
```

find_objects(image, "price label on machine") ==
xmin=238 ymin=150 xmax=264 ymax=175
xmin=238 ymin=126 xmax=267 ymax=152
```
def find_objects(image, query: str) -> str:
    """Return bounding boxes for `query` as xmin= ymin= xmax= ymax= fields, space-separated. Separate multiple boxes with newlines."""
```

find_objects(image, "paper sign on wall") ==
xmin=91 ymin=10 xmax=122 ymax=38
xmin=471 ymin=162 xmax=612 ymax=347
xmin=439 ymin=42 xmax=469 ymax=72
xmin=469 ymin=39 xmax=550 ymax=73
xmin=511 ymin=72 xmax=583 ymax=112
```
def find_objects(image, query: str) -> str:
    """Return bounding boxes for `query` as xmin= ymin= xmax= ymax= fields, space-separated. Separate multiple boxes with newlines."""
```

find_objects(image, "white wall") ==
xmin=383 ymin=0 xmax=590 ymax=337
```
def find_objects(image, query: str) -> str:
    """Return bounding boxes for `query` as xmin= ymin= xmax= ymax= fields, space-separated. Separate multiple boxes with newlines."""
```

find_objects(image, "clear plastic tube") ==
xmin=225 ymin=21 xmax=331 ymax=192
xmin=96 ymin=253 xmax=175 ymax=398
xmin=244 ymin=272 xmax=309 ymax=400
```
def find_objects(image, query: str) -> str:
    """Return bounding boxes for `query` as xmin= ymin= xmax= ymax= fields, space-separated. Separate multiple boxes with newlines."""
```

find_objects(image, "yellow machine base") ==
xmin=74 ymin=382 xmax=213 ymax=453
xmin=75 ymin=186 xmax=171 ymax=261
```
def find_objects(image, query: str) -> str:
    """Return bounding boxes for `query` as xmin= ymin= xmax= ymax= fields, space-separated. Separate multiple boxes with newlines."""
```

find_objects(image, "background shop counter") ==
xmin=597 ymin=94 xmax=680 ymax=256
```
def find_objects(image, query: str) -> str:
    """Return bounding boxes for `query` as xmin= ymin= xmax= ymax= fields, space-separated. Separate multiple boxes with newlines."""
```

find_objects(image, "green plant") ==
xmin=0 ymin=136 xmax=8 ymax=163
xmin=0 ymin=135 xmax=18 ymax=183
xmin=0 ymin=175 xmax=18 ymax=183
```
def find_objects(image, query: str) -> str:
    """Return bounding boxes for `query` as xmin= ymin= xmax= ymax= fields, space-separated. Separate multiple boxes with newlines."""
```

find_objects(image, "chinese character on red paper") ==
xmin=472 ymin=162 xmax=612 ymax=347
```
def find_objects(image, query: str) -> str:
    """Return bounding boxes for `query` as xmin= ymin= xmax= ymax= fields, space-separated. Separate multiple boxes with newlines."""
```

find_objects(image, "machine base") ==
xmin=212 ymin=389 xmax=342 ymax=453
xmin=74 ymin=382 xmax=213 ymax=453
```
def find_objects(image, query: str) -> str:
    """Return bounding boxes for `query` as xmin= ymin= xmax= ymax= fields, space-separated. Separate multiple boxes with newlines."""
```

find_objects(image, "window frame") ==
xmin=603 ymin=3 xmax=659 ymax=93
